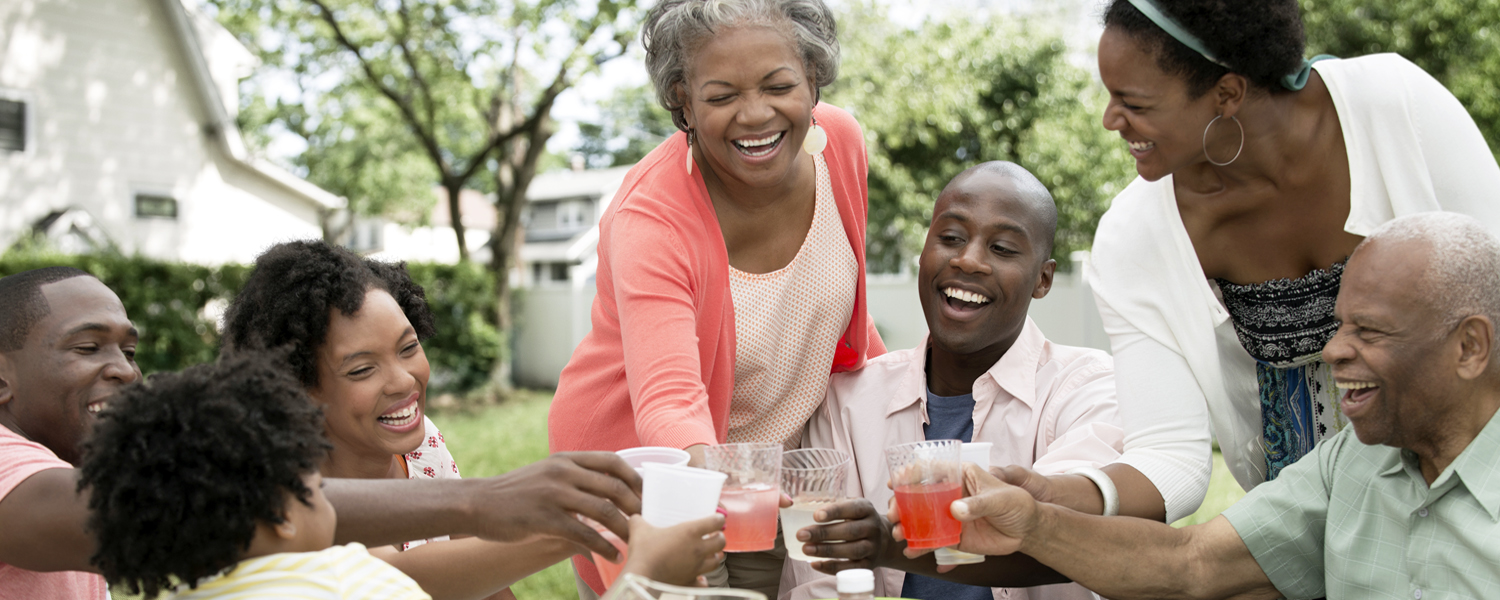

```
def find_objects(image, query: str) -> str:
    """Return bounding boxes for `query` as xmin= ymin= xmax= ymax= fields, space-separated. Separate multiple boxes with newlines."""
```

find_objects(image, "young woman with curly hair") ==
xmin=222 ymin=241 xmax=562 ymax=600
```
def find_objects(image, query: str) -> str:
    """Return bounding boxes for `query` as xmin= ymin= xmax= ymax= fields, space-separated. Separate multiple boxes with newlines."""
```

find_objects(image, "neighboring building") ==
xmin=0 ymin=0 xmax=343 ymax=265
xmin=373 ymin=164 xmax=632 ymax=289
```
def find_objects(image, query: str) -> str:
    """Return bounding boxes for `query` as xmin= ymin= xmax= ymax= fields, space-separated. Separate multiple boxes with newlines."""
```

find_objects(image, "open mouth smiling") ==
xmin=733 ymin=132 xmax=784 ymax=158
xmin=942 ymin=286 xmax=992 ymax=312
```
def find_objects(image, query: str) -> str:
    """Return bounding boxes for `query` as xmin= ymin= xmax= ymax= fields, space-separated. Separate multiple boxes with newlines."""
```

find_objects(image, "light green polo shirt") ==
xmin=1223 ymin=409 xmax=1500 ymax=599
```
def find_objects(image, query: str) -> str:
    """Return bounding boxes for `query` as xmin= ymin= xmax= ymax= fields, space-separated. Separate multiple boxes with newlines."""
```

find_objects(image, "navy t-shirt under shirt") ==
xmin=901 ymin=388 xmax=992 ymax=600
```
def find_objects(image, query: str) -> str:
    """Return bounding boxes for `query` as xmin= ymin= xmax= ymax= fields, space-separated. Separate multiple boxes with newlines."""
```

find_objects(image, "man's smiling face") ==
xmin=0 ymin=277 xmax=140 ymax=464
xmin=918 ymin=169 xmax=1055 ymax=360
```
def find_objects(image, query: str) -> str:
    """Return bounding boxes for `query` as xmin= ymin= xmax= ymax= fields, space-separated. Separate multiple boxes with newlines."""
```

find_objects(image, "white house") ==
xmin=0 ymin=0 xmax=343 ymax=265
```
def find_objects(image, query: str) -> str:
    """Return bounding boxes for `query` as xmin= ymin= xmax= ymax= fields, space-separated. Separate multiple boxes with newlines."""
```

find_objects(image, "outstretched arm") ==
xmin=795 ymin=498 xmax=1066 ymax=588
xmin=909 ymin=465 xmax=1279 ymax=600
xmin=0 ymin=468 xmax=96 ymax=572
xmin=370 ymin=538 xmax=576 ymax=600
xmin=327 ymin=452 xmax=642 ymax=560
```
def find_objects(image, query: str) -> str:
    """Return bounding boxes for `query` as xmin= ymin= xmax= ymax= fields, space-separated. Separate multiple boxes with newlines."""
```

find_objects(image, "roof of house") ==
xmin=160 ymin=0 xmax=344 ymax=212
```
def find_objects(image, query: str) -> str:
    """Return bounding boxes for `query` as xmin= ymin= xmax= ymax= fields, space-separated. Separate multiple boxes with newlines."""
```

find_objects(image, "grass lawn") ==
xmin=433 ymin=390 xmax=579 ymax=600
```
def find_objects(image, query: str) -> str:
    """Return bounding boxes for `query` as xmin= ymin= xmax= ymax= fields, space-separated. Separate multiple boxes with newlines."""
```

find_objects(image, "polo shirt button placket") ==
xmin=1414 ymin=588 xmax=1423 ymax=599
xmin=1418 ymin=507 xmax=1429 ymax=517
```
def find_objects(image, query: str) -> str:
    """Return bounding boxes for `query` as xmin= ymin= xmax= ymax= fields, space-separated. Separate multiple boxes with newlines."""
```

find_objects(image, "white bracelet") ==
xmin=1067 ymin=466 xmax=1120 ymax=517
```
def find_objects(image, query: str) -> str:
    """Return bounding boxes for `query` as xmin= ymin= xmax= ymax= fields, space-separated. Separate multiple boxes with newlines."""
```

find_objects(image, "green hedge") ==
xmin=0 ymin=250 xmax=501 ymax=394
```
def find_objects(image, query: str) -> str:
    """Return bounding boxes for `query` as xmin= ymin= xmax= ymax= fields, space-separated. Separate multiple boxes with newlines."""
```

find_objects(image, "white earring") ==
xmin=803 ymin=116 xmax=827 ymax=156
xmin=685 ymin=129 xmax=695 ymax=175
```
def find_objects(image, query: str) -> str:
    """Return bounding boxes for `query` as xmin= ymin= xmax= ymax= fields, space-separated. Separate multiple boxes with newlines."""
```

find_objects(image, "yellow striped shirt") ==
xmin=167 ymin=543 xmax=429 ymax=600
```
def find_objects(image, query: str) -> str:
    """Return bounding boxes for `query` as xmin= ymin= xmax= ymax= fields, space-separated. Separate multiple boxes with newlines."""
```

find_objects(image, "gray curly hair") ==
xmin=1364 ymin=212 xmax=1500 ymax=337
xmin=642 ymin=0 xmax=840 ymax=132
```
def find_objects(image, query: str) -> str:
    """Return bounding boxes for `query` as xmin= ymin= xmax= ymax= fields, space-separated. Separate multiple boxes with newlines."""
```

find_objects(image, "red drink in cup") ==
xmin=704 ymin=443 xmax=782 ymax=553
xmin=893 ymin=481 xmax=963 ymax=548
xmin=590 ymin=527 xmax=630 ymax=588
xmin=885 ymin=440 xmax=964 ymax=550
xmin=719 ymin=482 xmax=780 ymax=551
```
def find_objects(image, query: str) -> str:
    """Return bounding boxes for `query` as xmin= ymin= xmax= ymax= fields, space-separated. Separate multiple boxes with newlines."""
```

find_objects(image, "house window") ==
xmin=550 ymin=262 xmax=570 ymax=281
xmin=0 ymin=99 xmax=24 ymax=152
xmin=135 ymin=194 xmax=178 ymax=219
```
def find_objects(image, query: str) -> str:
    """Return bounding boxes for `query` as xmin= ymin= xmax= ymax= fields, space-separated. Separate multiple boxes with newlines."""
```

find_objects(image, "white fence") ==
xmin=512 ymin=258 xmax=1110 ymax=389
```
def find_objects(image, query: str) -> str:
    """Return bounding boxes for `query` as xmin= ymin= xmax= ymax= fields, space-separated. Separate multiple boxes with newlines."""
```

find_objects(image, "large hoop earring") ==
xmin=1203 ymin=115 xmax=1244 ymax=166
xmin=685 ymin=129 xmax=695 ymax=175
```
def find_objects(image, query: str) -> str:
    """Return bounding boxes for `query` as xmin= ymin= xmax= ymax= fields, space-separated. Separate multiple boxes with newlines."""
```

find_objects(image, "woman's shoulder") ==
xmin=1315 ymin=53 xmax=1451 ymax=108
xmin=812 ymin=102 xmax=863 ymax=143
xmin=1092 ymin=176 xmax=1177 ymax=254
xmin=402 ymin=415 xmax=460 ymax=480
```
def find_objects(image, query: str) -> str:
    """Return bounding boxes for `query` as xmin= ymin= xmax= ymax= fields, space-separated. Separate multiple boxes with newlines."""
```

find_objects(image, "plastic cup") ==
xmin=617 ymin=446 xmax=691 ymax=476
xmin=580 ymin=516 xmax=631 ymax=588
xmin=778 ymin=448 xmax=851 ymax=561
xmin=885 ymin=440 xmax=963 ymax=550
xmin=641 ymin=463 xmax=726 ymax=528
xmin=934 ymin=442 xmax=994 ymax=566
xmin=703 ymin=443 xmax=781 ymax=552
xmin=961 ymin=442 xmax=992 ymax=470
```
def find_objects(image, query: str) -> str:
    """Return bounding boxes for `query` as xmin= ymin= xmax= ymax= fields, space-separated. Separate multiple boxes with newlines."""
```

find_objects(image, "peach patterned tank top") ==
xmin=726 ymin=154 xmax=857 ymax=447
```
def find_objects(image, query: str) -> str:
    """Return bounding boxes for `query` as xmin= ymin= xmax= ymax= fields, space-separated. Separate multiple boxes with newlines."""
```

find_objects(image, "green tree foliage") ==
xmin=210 ymin=0 xmax=638 ymax=262
xmin=575 ymin=82 xmax=677 ymax=168
xmin=826 ymin=9 xmax=1134 ymax=271
xmin=0 ymin=250 xmax=500 ymax=395
xmin=1302 ymin=0 xmax=1500 ymax=161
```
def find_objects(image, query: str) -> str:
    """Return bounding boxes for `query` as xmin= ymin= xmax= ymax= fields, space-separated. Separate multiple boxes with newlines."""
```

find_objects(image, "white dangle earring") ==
xmin=803 ymin=115 xmax=827 ymax=156
xmin=685 ymin=129 xmax=695 ymax=175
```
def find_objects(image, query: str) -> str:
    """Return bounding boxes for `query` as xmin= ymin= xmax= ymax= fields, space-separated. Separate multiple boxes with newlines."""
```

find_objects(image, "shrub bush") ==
xmin=0 ymin=250 xmax=501 ymax=395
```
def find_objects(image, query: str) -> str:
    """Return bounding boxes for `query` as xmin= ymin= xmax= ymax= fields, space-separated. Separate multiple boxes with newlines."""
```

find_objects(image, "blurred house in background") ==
xmin=0 ymin=0 xmax=342 ymax=264
xmin=369 ymin=162 xmax=631 ymax=291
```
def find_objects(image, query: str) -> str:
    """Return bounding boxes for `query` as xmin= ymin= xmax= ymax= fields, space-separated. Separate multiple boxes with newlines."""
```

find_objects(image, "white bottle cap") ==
xmin=837 ymin=568 xmax=875 ymax=594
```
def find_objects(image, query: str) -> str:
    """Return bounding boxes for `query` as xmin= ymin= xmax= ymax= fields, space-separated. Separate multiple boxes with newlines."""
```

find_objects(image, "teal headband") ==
xmin=1123 ymin=0 xmax=1329 ymax=91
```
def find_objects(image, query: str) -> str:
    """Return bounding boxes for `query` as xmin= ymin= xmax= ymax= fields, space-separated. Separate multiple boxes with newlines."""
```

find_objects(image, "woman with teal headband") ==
xmin=992 ymin=0 xmax=1500 ymax=526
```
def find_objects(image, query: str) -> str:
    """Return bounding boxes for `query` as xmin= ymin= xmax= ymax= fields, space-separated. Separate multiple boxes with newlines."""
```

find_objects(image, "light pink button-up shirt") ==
xmin=780 ymin=318 xmax=1123 ymax=600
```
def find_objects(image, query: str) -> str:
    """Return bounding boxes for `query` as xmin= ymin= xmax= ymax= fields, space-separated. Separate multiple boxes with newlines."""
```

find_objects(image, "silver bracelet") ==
xmin=1066 ymin=466 xmax=1120 ymax=517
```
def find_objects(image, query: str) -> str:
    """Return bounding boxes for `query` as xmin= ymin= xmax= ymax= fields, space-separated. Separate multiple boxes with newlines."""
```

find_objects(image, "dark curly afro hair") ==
xmin=78 ymin=351 xmax=332 ymax=598
xmin=1104 ymin=0 xmax=1306 ymax=97
xmin=221 ymin=240 xmax=437 ymax=389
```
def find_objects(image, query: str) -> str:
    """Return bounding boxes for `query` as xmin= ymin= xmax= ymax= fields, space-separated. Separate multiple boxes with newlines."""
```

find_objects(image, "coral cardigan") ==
xmin=548 ymin=103 xmax=885 ymax=455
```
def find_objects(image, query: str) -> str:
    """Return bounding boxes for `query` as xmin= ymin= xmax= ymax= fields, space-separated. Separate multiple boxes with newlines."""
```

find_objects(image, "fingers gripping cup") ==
xmin=934 ymin=442 xmax=992 ymax=566
xmin=779 ymin=448 xmax=851 ymax=561
xmin=885 ymin=440 xmax=964 ymax=550
xmin=704 ymin=443 xmax=782 ymax=552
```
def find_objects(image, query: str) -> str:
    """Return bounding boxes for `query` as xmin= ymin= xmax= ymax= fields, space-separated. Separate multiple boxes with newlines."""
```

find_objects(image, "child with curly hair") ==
xmin=77 ymin=352 xmax=431 ymax=599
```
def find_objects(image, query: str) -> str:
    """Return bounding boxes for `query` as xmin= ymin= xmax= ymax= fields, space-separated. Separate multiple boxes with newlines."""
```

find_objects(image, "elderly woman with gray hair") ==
xmin=546 ymin=0 xmax=885 ymax=597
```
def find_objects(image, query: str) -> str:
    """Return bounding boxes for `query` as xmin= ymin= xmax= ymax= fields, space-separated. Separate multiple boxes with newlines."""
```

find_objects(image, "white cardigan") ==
xmin=1088 ymin=54 xmax=1500 ymax=521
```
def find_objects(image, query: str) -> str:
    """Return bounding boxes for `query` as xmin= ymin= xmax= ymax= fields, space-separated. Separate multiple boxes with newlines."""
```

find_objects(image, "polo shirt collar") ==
xmin=1446 ymin=408 xmax=1500 ymax=521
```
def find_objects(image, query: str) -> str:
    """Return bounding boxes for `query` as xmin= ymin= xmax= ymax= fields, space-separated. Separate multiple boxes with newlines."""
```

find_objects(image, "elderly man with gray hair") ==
xmin=922 ymin=212 xmax=1500 ymax=599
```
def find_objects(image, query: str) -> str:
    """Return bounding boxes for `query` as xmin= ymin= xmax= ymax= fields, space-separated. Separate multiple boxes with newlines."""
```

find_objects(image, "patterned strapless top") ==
xmin=1215 ymin=259 xmax=1349 ymax=481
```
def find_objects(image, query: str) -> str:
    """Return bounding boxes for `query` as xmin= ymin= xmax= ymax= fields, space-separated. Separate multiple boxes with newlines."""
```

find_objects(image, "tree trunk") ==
xmin=443 ymin=179 xmax=469 ymax=262
xmin=488 ymin=113 xmax=554 ymax=391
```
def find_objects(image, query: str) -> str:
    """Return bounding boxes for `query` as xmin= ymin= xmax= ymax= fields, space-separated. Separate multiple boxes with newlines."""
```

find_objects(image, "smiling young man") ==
xmin=780 ymin=162 xmax=1124 ymax=600
xmin=943 ymin=212 xmax=1500 ymax=600
xmin=0 ymin=268 xmax=656 ymax=600
xmin=0 ymin=268 xmax=137 ymax=600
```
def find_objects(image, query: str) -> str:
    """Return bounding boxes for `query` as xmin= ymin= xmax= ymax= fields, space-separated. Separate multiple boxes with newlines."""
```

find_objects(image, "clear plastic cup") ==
xmin=778 ymin=448 xmax=851 ymax=561
xmin=617 ymin=446 xmax=691 ymax=476
xmin=885 ymin=440 xmax=963 ymax=550
xmin=935 ymin=442 xmax=993 ymax=566
xmin=703 ymin=443 xmax=781 ymax=552
xmin=641 ymin=463 xmax=726 ymax=528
